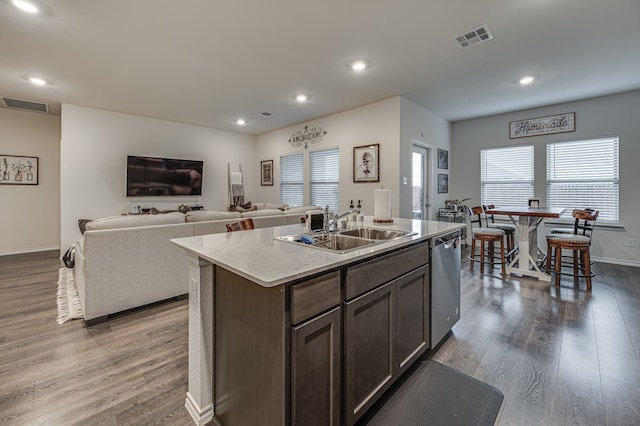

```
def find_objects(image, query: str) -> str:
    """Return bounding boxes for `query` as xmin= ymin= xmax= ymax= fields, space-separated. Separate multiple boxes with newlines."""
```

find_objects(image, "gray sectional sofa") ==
xmin=74 ymin=206 xmax=319 ymax=325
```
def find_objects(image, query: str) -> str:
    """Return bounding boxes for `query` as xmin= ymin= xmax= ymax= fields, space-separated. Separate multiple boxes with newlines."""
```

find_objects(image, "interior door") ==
xmin=411 ymin=145 xmax=430 ymax=219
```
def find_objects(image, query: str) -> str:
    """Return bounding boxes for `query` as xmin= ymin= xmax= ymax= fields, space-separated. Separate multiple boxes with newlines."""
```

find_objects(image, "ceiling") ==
xmin=1 ymin=0 xmax=639 ymax=136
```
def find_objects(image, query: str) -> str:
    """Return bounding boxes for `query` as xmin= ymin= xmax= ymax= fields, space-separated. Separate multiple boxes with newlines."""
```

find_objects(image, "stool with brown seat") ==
xmin=225 ymin=218 xmax=255 ymax=232
xmin=468 ymin=206 xmax=506 ymax=274
xmin=545 ymin=209 xmax=598 ymax=290
xmin=483 ymin=204 xmax=517 ymax=260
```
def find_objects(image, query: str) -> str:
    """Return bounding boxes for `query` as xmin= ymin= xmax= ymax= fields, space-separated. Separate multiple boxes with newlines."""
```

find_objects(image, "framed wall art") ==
xmin=0 ymin=155 xmax=38 ymax=185
xmin=353 ymin=144 xmax=379 ymax=183
xmin=437 ymin=148 xmax=449 ymax=170
xmin=260 ymin=160 xmax=273 ymax=186
xmin=437 ymin=173 xmax=448 ymax=194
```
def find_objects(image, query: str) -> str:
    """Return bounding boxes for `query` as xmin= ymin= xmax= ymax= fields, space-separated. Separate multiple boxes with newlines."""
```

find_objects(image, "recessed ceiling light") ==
xmin=350 ymin=60 xmax=370 ymax=72
xmin=29 ymin=77 xmax=47 ymax=86
xmin=519 ymin=76 xmax=535 ymax=85
xmin=295 ymin=94 xmax=309 ymax=103
xmin=235 ymin=119 xmax=247 ymax=126
xmin=12 ymin=0 xmax=39 ymax=14
xmin=23 ymin=75 xmax=50 ymax=86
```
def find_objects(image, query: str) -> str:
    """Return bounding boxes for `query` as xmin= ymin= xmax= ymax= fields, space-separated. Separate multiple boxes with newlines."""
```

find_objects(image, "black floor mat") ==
xmin=360 ymin=360 xmax=504 ymax=426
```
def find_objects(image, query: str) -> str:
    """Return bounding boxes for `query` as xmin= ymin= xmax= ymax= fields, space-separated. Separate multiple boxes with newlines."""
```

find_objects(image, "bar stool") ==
xmin=467 ymin=206 xmax=506 ymax=274
xmin=483 ymin=204 xmax=516 ymax=260
xmin=225 ymin=218 xmax=255 ymax=232
xmin=545 ymin=209 xmax=598 ymax=290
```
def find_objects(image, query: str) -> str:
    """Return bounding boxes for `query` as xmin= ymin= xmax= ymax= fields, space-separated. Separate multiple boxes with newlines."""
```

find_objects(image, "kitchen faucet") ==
xmin=324 ymin=205 xmax=361 ymax=232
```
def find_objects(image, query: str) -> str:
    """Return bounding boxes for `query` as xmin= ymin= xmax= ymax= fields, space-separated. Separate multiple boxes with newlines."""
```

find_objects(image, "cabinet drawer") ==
xmin=291 ymin=271 xmax=341 ymax=325
xmin=345 ymin=243 xmax=428 ymax=300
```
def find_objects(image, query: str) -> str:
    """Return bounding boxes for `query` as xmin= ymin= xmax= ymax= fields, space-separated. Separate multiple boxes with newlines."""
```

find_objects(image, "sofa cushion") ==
xmin=85 ymin=212 xmax=185 ymax=231
xmin=240 ymin=209 xmax=285 ymax=218
xmin=284 ymin=206 xmax=323 ymax=215
xmin=186 ymin=210 xmax=241 ymax=222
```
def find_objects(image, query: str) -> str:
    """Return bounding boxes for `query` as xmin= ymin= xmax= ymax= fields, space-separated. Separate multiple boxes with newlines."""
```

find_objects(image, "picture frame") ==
xmin=437 ymin=148 xmax=449 ymax=170
xmin=353 ymin=144 xmax=379 ymax=183
xmin=0 ymin=155 xmax=38 ymax=185
xmin=260 ymin=160 xmax=273 ymax=186
xmin=437 ymin=173 xmax=448 ymax=194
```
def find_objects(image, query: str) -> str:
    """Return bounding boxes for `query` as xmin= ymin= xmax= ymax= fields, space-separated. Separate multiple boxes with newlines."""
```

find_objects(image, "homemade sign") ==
xmin=509 ymin=113 xmax=575 ymax=139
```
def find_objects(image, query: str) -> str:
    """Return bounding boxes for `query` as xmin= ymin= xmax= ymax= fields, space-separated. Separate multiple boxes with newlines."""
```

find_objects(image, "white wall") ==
xmin=399 ymin=97 xmax=452 ymax=219
xmin=255 ymin=98 xmax=401 ymax=216
xmin=452 ymin=90 xmax=640 ymax=266
xmin=60 ymin=104 xmax=255 ymax=252
xmin=0 ymin=108 xmax=60 ymax=255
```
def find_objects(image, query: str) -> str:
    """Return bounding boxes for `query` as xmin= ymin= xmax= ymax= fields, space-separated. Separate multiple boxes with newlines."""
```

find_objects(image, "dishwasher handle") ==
xmin=433 ymin=233 xmax=461 ymax=249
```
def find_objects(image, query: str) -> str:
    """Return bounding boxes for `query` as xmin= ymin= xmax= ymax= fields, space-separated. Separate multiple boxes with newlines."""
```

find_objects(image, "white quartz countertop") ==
xmin=171 ymin=217 xmax=464 ymax=287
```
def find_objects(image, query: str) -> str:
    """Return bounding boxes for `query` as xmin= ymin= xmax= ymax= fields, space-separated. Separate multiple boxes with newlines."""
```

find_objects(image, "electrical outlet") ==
xmin=627 ymin=238 xmax=636 ymax=247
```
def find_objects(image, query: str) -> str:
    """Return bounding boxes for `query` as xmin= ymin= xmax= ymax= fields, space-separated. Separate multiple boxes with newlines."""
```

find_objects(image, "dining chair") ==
xmin=549 ymin=207 xmax=596 ymax=237
xmin=467 ymin=206 xmax=505 ymax=274
xmin=545 ymin=209 xmax=598 ymax=290
xmin=225 ymin=218 xmax=255 ymax=232
xmin=483 ymin=204 xmax=516 ymax=260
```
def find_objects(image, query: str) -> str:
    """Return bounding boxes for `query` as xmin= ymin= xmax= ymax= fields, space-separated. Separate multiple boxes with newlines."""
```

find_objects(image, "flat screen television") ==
xmin=126 ymin=155 xmax=203 ymax=197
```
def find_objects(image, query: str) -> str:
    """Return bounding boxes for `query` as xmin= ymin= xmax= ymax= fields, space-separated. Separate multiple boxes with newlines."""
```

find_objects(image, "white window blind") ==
xmin=280 ymin=153 xmax=303 ymax=207
xmin=481 ymin=145 xmax=534 ymax=207
xmin=310 ymin=148 xmax=340 ymax=214
xmin=546 ymin=137 xmax=619 ymax=222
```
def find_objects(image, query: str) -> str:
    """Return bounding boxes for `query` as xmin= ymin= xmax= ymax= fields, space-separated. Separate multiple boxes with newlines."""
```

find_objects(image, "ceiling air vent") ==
xmin=2 ymin=97 xmax=49 ymax=113
xmin=454 ymin=25 xmax=493 ymax=48
xmin=260 ymin=111 xmax=274 ymax=117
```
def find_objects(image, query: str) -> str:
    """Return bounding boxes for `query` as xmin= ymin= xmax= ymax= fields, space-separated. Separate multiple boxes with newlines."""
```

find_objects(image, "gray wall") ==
xmin=451 ymin=90 xmax=640 ymax=266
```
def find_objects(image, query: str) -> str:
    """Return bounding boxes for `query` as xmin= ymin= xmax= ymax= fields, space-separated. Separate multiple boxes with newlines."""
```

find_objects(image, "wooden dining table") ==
xmin=485 ymin=206 xmax=566 ymax=281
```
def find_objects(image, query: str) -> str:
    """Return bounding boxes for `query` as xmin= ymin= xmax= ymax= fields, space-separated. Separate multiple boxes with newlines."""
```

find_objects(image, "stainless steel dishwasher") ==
xmin=430 ymin=231 xmax=461 ymax=347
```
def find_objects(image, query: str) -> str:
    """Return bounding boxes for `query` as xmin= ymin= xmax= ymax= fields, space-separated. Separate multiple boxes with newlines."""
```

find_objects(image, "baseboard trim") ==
xmin=593 ymin=256 xmax=640 ymax=268
xmin=185 ymin=393 xmax=214 ymax=426
xmin=0 ymin=246 xmax=60 ymax=257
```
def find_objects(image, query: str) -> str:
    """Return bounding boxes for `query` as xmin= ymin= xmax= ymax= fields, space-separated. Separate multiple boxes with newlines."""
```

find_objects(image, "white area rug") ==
xmin=56 ymin=267 xmax=83 ymax=324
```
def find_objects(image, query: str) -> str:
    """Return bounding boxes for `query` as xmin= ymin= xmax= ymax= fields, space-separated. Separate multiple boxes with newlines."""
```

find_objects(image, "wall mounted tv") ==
xmin=126 ymin=155 xmax=203 ymax=197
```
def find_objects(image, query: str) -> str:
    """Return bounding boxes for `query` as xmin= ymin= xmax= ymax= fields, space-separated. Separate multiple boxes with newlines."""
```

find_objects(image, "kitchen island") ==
xmin=172 ymin=217 xmax=464 ymax=426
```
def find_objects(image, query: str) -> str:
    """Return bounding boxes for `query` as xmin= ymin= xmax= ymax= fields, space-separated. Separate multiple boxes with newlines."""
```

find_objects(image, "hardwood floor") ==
xmin=1 ymin=249 xmax=639 ymax=425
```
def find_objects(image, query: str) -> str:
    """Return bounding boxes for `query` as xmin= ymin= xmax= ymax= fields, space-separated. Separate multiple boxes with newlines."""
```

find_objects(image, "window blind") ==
xmin=280 ymin=153 xmax=303 ymax=207
xmin=481 ymin=145 xmax=534 ymax=207
xmin=310 ymin=148 xmax=340 ymax=214
xmin=546 ymin=137 xmax=619 ymax=222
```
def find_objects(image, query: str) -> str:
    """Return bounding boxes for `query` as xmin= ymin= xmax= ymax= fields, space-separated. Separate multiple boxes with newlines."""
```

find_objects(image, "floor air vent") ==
xmin=454 ymin=25 xmax=493 ymax=48
xmin=2 ymin=97 xmax=49 ymax=113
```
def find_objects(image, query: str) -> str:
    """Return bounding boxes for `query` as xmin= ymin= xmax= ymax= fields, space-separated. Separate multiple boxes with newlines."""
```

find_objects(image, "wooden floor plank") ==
xmin=1 ymin=249 xmax=640 ymax=425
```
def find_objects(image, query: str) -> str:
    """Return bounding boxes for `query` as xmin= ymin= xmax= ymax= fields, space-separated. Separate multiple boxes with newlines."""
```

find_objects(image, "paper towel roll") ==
xmin=374 ymin=189 xmax=391 ymax=220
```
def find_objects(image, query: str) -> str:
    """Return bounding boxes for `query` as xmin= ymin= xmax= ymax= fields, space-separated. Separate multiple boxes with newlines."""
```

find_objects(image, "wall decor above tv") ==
xmin=126 ymin=155 xmax=203 ymax=197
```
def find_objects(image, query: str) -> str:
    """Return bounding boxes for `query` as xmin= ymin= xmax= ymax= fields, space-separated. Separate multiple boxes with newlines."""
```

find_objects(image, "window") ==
xmin=481 ymin=145 xmax=534 ymax=207
xmin=546 ymin=136 xmax=619 ymax=222
xmin=280 ymin=153 xmax=303 ymax=207
xmin=310 ymin=148 xmax=340 ymax=213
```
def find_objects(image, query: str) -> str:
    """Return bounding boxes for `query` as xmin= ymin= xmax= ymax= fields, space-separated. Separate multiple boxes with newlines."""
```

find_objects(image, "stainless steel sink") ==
xmin=275 ymin=233 xmax=376 ymax=253
xmin=339 ymin=227 xmax=416 ymax=240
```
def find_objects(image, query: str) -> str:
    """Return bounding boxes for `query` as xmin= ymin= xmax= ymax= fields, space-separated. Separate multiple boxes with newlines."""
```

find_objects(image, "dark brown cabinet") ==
xmin=344 ymin=246 xmax=430 ymax=425
xmin=394 ymin=265 xmax=429 ymax=376
xmin=344 ymin=281 xmax=395 ymax=425
xmin=291 ymin=307 xmax=341 ymax=426
xmin=290 ymin=271 xmax=342 ymax=426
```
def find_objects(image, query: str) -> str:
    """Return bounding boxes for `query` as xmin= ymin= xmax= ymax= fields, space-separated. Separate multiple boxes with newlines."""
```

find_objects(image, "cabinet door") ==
xmin=344 ymin=282 xmax=395 ymax=426
xmin=291 ymin=307 xmax=341 ymax=426
xmin=395 ymin=265 xmax=429 ymax=376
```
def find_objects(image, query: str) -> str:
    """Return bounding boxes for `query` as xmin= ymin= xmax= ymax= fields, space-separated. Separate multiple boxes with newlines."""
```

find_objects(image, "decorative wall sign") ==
xmin=509 ymin=112 xmax=575 ymax=139
xmin=437 ymin=148 xmax=449 ymax=169
xmin=437 ymin=173 xmax=448 ymax=194
xmin=0 ymin=155 xmax=38 ymax=185
xmin=353 ymin=144 xmax=379 ymax=183
xmin=288 ymin=125 xmax=327 ymax=149
xmin=260 ymin=160 xmax=273 ymax=186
